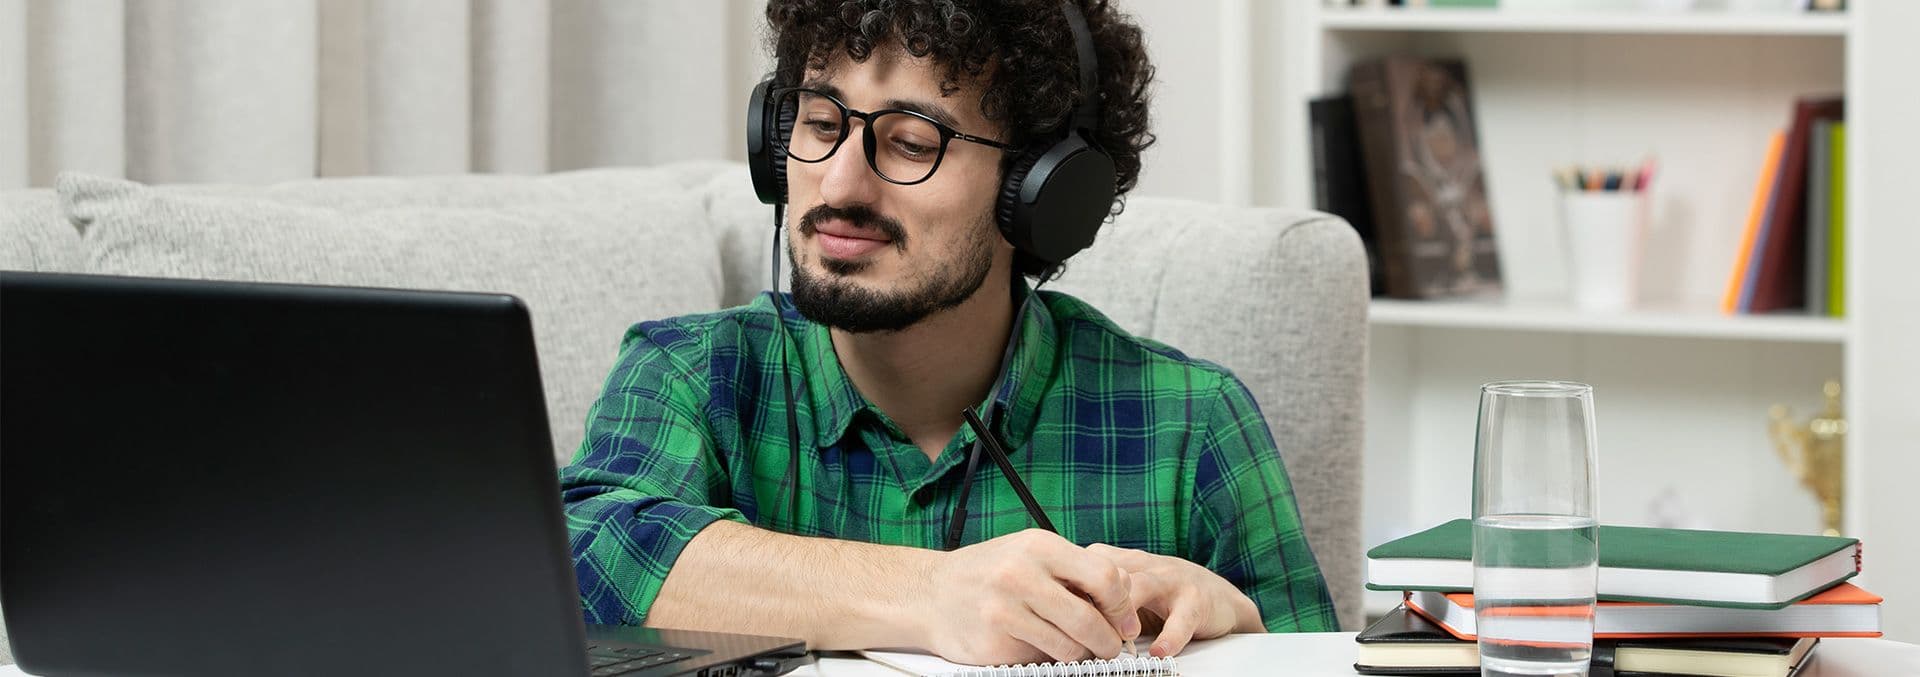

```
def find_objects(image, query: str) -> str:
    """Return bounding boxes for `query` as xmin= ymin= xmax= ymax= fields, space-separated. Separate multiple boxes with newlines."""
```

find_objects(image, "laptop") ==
xmin=0 ymin=271 xmax=809 ymax=677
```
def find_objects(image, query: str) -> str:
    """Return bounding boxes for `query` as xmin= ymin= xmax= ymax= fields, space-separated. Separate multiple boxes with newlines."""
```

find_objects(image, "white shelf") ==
xmin=1368 ymin=298 xmax=1848 ymax=343
xmin=1319 ymin=8 xmax=1848 ymax=36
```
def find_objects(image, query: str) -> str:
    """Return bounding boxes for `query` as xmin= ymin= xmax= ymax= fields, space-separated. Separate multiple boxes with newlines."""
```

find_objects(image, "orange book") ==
xmin=1404 ymin=582 xmax=1882 ymax=642
xmin=1722 ymin=131 xmax=1788 ymax=315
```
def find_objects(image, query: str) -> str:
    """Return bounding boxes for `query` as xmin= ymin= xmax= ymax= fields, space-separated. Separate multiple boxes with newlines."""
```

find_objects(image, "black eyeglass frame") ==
xmin=773 ymin=86 xmax=1019 ymax=186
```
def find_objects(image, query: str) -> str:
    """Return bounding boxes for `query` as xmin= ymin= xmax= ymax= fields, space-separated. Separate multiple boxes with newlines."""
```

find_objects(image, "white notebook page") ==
xmin=858 ymin=650 xmax=1179 ymax=676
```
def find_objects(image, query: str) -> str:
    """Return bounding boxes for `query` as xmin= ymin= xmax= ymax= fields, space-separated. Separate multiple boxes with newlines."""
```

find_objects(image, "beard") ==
xmin=788 ymin=203 xmax=996 ymax=334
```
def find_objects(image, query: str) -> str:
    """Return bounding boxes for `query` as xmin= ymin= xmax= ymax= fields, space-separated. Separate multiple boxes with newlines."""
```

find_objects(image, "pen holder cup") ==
xmin=1559 ymin=191 xmax=1647 ymax=312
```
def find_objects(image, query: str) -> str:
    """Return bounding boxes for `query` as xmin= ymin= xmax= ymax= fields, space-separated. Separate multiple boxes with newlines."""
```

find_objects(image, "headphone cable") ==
xmin=770 ymin=203 xmax=806 ymax=534
xmin=943 ymin=272 xmax=1051 ymax=551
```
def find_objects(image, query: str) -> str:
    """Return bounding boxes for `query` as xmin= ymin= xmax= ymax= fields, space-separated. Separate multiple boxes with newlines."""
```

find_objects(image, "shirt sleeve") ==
xmin=559 ymin=324 xmax=748 ymax=626
xmin=1187 ymin=373 xmax=1340 ymax=632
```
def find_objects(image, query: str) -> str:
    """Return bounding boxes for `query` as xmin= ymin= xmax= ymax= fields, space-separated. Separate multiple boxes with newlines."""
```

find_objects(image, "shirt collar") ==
xmin=787 ymin=280 xmax=1059 ymax=453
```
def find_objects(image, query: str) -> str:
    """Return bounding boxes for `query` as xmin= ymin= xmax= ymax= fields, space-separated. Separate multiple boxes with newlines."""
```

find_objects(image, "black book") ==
xmin=1355 ymin=605 xmax=1818 ymax=677
xmin=1354 ymin=606 xmax=1479 ymax=676
xmin=1309 ymin=94 xmax=1385 ymax=297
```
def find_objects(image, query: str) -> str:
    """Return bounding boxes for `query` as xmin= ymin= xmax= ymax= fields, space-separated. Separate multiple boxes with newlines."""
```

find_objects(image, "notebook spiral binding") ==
xmin=943 ymin=655 xmax=1178 ymax=676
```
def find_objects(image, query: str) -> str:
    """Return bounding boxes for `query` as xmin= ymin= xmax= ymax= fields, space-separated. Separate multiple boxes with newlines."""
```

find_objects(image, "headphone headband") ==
xmin=1061 ymin=0 xmax=1101 ymax=133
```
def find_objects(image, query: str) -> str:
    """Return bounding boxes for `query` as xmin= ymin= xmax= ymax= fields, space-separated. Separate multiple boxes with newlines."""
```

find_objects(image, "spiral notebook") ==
xmin=859 ymin=650 xmax=1178 ymax=676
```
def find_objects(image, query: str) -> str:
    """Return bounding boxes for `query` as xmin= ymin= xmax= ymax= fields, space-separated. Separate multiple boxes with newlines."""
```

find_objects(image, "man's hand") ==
xmin=1087 ymin=543 xmax=1263 ymax=657
xmin=918 ymin=529 xmax=1143 ymax=665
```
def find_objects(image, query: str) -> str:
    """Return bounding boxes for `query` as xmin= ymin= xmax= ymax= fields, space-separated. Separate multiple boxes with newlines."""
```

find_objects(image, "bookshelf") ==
xmin=1318 ymin=7 xmax=1849 ymax=35
xmin=1368 ymin=298 xmax=1848 ymax=342
xmin=1256 ymin=1 xmax=1919 ymax=638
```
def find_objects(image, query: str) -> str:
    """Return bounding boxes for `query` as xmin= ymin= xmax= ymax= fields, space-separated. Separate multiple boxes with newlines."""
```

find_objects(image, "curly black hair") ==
xmin=764 ymin=0 xmax=1156 ymax=277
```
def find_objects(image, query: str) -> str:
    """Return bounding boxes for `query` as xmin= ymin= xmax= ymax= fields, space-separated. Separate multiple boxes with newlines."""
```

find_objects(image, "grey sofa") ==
xmin=0 ymin=162 xmax=1367 ymax=662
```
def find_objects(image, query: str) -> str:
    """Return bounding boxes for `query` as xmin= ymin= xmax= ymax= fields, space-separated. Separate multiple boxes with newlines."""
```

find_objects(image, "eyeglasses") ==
xmin=773 ymin=87 xmax=1018 ymax=186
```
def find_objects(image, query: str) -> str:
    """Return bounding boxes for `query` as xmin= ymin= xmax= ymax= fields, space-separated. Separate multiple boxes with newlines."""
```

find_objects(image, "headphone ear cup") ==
xmin=764 ymin=96 xmax=794 ymax=203
xmin=770 ymin=98 xmax=794 ymax=204
xmin=995 ymin=147 xmax=1047 ymax=248
xmin=747 ymin=80 xmax=792 ymax=205
xmin=997 ymin=132 xmax=1117 ymax=265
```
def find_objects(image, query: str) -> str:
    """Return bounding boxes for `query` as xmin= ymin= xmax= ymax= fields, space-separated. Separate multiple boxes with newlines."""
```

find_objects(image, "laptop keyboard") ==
xmin=586 ymin=643 xmax=696 ymax=676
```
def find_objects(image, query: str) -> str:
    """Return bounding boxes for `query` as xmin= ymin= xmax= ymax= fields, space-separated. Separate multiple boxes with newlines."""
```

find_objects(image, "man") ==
xmin=561 ymin=0 xmax=1337 ymax=666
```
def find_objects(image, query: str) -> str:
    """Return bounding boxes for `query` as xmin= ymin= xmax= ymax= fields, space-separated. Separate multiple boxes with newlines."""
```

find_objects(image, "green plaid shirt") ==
xmin=560 ymin=287 xmax=1336 ymax=633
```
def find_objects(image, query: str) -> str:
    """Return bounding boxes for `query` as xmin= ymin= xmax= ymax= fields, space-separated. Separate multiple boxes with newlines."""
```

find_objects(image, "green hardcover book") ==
xmin=1365 ymin=519 xmax=1860 ymax=609
xmin=1828 ymin=122 xmax=1846 ymax=317
xmin=1805 ymin=119 xmax=1832 ymax=317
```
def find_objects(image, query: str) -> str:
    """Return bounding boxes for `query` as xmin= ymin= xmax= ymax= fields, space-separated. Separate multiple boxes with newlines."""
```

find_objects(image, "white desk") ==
xmin=0 ymin=633 xmax=1913 ymax=675
xmin=796 ymin=633 xmax=1920 ymax=677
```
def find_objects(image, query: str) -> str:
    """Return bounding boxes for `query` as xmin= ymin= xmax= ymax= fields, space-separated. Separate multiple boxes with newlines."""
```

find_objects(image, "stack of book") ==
xmin=1356 ymin=519 xmax=1879 ymax=676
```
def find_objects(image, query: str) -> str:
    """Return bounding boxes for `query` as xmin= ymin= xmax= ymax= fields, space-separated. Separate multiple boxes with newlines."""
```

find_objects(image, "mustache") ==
xmin=797 ymin=204 xmax=908 ymax=248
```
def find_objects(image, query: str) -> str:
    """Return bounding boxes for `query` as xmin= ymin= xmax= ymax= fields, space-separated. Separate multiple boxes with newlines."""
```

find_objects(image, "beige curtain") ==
xmin=0 ymin=0 xmax=771 ymax=188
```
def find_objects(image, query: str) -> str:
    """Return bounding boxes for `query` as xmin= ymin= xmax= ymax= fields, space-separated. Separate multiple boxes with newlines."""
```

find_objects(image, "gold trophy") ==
xmin=1769 ymin=380 xmax=1848 ymax=537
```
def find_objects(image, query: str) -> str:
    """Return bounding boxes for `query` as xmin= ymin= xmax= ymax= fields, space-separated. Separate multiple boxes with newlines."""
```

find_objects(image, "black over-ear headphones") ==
xmin=746 ymin=0 xmax=1115 ymax=267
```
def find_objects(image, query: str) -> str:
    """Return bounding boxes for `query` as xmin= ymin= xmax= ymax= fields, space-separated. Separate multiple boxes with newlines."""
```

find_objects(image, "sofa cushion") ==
xmin=0 ymin=190 xmax=83 ymax=272
xmin=58 ymin=171 xmax=725 ymax=462
xmin=696 ymin=168 xmax=781 ymax=307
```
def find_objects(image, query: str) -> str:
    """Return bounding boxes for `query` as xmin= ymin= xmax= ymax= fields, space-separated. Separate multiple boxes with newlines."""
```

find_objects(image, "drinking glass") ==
xmin=1472 ymin=381 xmax=1600 ymax=677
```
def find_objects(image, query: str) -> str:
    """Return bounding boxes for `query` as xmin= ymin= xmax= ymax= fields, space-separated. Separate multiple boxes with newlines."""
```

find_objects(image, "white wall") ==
xmin=1111 ymin=0 xmax=1298 ymax=208
xmin=0 ymin=0 xmax=29 ymax=188
xmin=1119 ymin=0 xmax=1232 ymax=204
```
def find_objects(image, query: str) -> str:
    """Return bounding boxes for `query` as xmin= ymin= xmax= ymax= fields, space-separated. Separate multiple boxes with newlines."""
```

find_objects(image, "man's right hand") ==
xmin=916 ymin=529 xmax=1143 ymax=665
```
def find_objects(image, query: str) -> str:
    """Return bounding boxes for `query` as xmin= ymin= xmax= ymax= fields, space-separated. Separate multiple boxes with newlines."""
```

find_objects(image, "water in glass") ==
xmin=1473 ymin=514 xmax=1599 ymax=676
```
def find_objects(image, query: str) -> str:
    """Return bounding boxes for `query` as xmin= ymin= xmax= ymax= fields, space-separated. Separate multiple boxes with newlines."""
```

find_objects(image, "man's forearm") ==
xmin=645 ymin=519 xmax=939 ymax=649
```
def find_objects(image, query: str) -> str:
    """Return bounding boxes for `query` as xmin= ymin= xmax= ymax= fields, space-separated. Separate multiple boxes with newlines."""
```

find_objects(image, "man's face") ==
xmin=785 ymin=44 xmax=1012 ymax=334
